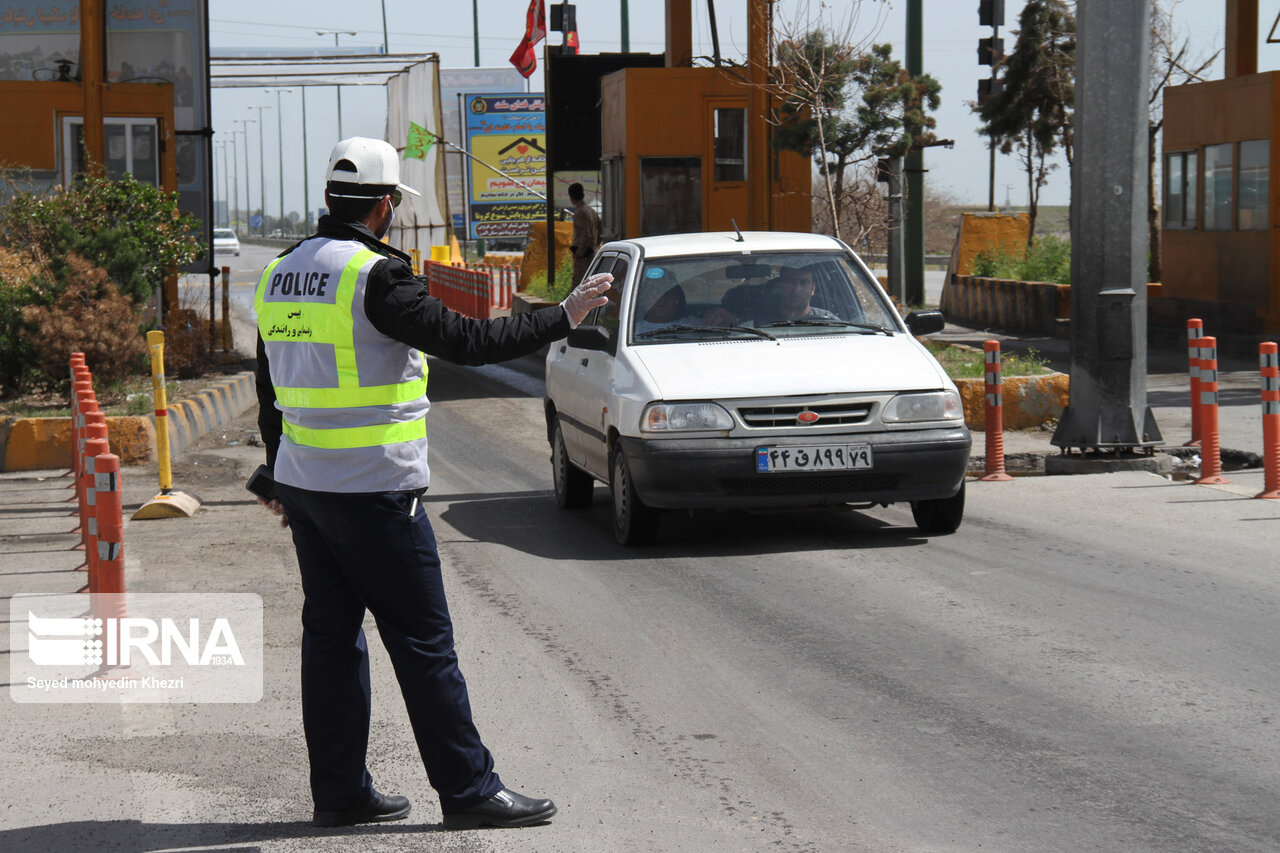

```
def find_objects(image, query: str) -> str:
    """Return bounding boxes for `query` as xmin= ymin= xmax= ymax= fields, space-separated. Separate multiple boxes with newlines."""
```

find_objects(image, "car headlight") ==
xmin=641 ymin=402 xmax=734 ymax=432
xmin=881 ymin=391 xmax=963 ymax=423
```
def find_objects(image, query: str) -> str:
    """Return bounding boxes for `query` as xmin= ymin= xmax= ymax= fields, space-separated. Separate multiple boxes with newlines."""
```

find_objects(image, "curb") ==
xmin=0 ymin=371 xmax=257 ymax=471
xmin=953 ymin=371 xmax=1070 ymax=431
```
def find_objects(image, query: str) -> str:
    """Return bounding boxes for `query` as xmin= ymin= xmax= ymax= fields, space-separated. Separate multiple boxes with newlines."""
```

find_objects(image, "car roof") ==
xmin=601 ymin=231 xmax=846 ymax=259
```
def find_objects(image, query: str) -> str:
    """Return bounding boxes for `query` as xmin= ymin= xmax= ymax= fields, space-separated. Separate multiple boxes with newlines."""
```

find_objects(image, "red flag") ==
xmin=564 ymin=29 xmax=579 ymax=55
xmin=509 ymin=0 xmax=547 ymax=79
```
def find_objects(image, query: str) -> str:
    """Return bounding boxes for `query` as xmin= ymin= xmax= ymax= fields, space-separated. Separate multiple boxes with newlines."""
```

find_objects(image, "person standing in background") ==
xmin=568 ymin=182 xmax=600 ymax=286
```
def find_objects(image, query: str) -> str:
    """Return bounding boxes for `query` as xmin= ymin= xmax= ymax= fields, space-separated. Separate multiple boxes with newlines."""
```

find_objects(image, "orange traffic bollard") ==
xmin=1194 ymin=336 xmax=1229 ymax=485
xmin=77 ymin=421 xmax=108 ymax=559
xmin=78 ymin=433 xmax=109 ymax=588
xmin=981 ymin=340 xmax=1013 ymax=482
xmin=1185 ymin=318 xmax=1203 ymax=446
xmin=94 ymin=453 xmax=125 ymax=594
xmin=1257 ymin=342 xmax=1280 ymax=499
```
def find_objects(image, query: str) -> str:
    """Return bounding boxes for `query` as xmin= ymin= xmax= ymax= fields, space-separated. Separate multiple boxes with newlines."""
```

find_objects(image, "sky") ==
xmin=209 ymin=0 xmax=1248 ymax=225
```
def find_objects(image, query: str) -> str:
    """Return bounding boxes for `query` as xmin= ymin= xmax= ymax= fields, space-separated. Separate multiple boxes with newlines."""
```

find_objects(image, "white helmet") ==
xmin=325 ymin=137 xmax=421 ymax=200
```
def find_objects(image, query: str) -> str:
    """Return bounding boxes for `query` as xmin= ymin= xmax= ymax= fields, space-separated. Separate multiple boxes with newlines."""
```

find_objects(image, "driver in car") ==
xmin=770 ymin=265 xmax=839 ymax=321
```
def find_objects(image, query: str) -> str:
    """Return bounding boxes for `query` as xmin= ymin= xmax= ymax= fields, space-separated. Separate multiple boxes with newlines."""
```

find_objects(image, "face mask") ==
xmin=378 ymin=202 xmax=396 ymax=240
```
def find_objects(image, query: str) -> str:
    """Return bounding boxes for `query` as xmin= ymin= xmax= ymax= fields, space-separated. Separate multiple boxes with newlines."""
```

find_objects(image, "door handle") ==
xmin=580 ymin=358 xmax=589 ymax=367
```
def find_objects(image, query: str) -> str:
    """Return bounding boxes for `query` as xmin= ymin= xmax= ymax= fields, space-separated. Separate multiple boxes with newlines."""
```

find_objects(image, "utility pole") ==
xmin=218 ymin=140 xmax=231 ymax=228
xmin=1049 ymin=0 xmax=1163 ymax=466
xmin=318 ymin=31 xmax=357 ymax=137
xmin=381 ymin=0 xmax=389 ymax=55
xmin=301 ymin=87 xmax=311 ymax=233
xmin=271 ymin=88 xmax=292 ymax=234
xmin=248 ymin=104 xmax=273 ymax=236
xmin=233 ymin=119 xmax=253 ymax=236
xmin=621 ymin=0 xmax=630 ymax=51
xmin=903 ymin=0 xmax=924 ymax=307
xmin=473 ymin=0 xmax=481 ymax=66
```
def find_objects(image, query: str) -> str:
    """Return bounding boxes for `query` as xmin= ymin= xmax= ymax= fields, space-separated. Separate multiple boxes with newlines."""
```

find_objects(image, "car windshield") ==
xmin=628 ymin=251 xmax=899 ymax=343
xmin=213 ymin=229 xmax=236 ymax=239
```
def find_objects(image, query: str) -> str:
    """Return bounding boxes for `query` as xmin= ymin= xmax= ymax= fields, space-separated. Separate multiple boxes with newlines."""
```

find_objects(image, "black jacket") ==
xmin=256 ymin=216 xmax=570 ymax=469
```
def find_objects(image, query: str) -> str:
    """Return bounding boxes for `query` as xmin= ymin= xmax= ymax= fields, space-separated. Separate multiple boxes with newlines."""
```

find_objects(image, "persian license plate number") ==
xmin=755 ymin=444 xmax=873 ymax=473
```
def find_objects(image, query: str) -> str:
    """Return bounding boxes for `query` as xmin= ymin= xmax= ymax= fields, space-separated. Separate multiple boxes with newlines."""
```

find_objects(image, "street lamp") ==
xmin=248 ymin=104 xmax=273 ymax=237
xmin=317 ymin=30 xmax=357 ymax=138
xmin=268 ymin=88 xmax=293 ymax=235
xmin=216 ymin=139 xmax=231 ymax=228
xmin=232 ymin=118 xmax=254 ymax=236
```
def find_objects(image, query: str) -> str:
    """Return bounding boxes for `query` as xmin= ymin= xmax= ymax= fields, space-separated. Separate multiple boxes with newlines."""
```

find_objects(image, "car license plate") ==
xmin=755 ymin=444 xmax=873 ymax=473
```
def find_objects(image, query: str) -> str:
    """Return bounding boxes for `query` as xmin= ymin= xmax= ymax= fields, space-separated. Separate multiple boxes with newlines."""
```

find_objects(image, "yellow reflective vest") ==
xmin=255 ymin=238 xmax=431 ymax=493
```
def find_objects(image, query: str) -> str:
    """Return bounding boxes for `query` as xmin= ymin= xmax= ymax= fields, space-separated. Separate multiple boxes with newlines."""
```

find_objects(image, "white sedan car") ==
xmin=213 ymin=228 xmax=240 ymax=256
xmin=545 ymin=231 xmax=971 ymax=545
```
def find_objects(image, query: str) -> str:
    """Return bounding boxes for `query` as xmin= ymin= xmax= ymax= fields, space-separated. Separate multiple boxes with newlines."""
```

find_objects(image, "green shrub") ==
xmin=0 ymin=171 xmax=201 ymax=304
xmin=526 ymin=260 xmax=576 ymax=303
xmin=971 ymin=234 xmax=1071 ymax=285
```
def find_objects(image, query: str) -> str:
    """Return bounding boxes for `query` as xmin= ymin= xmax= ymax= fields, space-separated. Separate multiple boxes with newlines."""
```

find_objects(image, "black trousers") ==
xmin=276 ymin=483 xmax=504 ymax=813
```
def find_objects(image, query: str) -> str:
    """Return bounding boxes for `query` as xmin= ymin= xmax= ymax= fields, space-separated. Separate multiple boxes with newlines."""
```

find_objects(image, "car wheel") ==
xmin=610 ymin=447 xmax=658 ymax=546
xmin=552 ymin=423 xmax=593 ymax=508
xmin=911 ymin=480 xmax=965 ymax=534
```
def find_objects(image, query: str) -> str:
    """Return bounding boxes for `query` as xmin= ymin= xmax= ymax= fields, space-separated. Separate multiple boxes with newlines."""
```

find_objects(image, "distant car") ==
xmin=544 ymin=231 xmax=971 ymax=545
xmin=213 ymin=228 xmax=240 ymax=256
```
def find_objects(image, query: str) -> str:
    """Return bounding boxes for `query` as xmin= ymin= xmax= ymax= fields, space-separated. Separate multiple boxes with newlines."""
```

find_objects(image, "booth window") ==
xmin=1202 ymin=143 xmax=1233 ymax=231
xmin=1164 ymin=150 xmax=1197 ymax=229
xmin=713 ymin=108 xmax=746 ymax=182
xmin=1237 ymin=139 xmax=1269 ymax=230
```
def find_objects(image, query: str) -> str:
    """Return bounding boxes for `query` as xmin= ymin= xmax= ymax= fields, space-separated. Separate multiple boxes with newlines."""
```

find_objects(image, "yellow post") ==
xmin=132 ymin=330 xmax=201 ymax=519
xmin=147 ymin=330 xmax=174 ymax=493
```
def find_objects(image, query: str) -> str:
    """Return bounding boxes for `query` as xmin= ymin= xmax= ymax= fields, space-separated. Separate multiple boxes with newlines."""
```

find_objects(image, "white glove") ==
xmin=561 ymin=272 xmax=613 ymax=327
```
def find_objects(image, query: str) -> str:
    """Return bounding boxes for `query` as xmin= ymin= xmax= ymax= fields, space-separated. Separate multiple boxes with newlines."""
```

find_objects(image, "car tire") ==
xmin=910 ymin=480 xmax=965 ymax=534
xmin=610 ymin=447 xmax=659 ymax=546
xmin=552 ymin=423 xmax=593 ymax=508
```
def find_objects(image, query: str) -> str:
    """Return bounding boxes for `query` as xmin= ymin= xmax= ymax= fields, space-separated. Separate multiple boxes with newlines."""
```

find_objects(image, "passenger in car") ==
xmin=717 ymin=265 xmax=839 ymax=325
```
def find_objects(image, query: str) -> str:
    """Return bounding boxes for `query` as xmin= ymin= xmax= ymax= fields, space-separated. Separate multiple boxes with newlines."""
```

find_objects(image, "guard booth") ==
xmin=1159 ymin=1 xmax=1280 ymax=336
xmin=599 ymin=65 xmax=811 ymax=239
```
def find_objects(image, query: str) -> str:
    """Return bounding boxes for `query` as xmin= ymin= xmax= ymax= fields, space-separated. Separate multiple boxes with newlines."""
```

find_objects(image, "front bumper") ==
xmin=618 ymin=427 xmax=971 ymax=510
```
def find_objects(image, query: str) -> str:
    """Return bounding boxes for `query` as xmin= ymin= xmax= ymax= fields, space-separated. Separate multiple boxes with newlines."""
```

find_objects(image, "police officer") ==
xmin=254 ymin=137 xmax=610 ymax=829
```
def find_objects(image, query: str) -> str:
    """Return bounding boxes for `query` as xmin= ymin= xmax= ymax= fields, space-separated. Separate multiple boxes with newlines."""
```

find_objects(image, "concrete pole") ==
xmin=903 ymin=0 xmax=924 ymax=307
xmin=1050 ymin=0 xmax=1162 ymax=454
xmin=885 ymin=157 xmax=905 ymax=308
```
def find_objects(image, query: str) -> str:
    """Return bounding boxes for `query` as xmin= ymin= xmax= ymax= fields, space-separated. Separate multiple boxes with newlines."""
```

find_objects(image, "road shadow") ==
xmin=430 ymin=488 xmax=930 ymax=561
xmin=0 ymin=817 xmax=472 ymax=853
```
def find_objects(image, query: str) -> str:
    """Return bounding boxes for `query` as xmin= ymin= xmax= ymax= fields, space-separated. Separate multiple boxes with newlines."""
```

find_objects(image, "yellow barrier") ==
xmin=132 ymin=330 xmax=201 ymax=519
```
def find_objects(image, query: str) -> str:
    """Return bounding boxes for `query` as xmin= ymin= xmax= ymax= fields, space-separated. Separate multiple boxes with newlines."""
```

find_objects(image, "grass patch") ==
xmin=925 ymin=342 xmax=1052 ymax=379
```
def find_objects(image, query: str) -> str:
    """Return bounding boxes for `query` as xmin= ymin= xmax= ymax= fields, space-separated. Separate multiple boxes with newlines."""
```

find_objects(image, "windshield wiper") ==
xmin=635 ymin=324 xmax=778 ymax=341
xmin=757 ymin=319 xmax=894 ymax=335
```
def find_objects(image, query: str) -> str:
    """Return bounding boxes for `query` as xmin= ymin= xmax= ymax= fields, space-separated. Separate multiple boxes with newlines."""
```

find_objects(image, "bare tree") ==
xmin=1148 ymin=0 xmax=1219 ymax=282
xmin=768 ymin=3 xmax=888 ymax=240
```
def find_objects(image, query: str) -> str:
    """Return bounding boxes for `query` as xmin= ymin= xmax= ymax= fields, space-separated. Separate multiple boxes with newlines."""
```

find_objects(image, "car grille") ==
xmin=722 ymin=472 xmax=900 ymax=496
xmin=736 ymin=401 xmax=873 ymax=428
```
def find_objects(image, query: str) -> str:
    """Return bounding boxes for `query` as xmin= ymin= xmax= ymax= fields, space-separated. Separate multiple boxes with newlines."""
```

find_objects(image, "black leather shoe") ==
xmin=313 ymin=791 xmax=412 ymax=827
xmin=442 ymin=788 xmax=556 ymax=829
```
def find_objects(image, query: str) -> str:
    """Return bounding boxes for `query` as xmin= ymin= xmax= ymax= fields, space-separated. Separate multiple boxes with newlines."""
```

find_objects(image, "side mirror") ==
xmin=905 ymin=310 xmax=946 ymax=336
xmin=567 ymin=325 xmax=611 ymax=351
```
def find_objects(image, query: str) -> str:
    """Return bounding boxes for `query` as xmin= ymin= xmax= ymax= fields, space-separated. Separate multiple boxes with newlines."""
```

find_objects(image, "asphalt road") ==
xmin=56 ymin=241 xmax=1271 ymax=851
xmin=413 ymin=357 xmax=1280 ymax=852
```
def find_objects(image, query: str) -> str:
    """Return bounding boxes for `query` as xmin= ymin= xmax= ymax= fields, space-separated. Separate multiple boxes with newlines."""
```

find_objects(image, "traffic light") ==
xmin=977 ymin=77 xmax=1004 ymax=100
xmin=978 ymin=36 xmax=1004 ymax=65
xmin=979 ymin=0 xmax=1005 ymax=27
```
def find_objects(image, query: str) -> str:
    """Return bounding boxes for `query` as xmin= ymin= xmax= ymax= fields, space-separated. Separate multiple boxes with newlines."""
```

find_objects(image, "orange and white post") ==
xmin=981 ymin=340 xmax=1013 ymax=482
xmin=1194 ymin=336 xmax=1229 ymax=485
xmin=1257 ymin=342 xmax=1280 ymax=499
xmin=1185 ymin=318 xmax=1203 ymax=446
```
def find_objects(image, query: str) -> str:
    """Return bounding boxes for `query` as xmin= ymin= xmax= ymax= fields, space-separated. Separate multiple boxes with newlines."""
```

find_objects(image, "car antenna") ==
xmin=730 ymin=219 xmax=744 ymax=243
